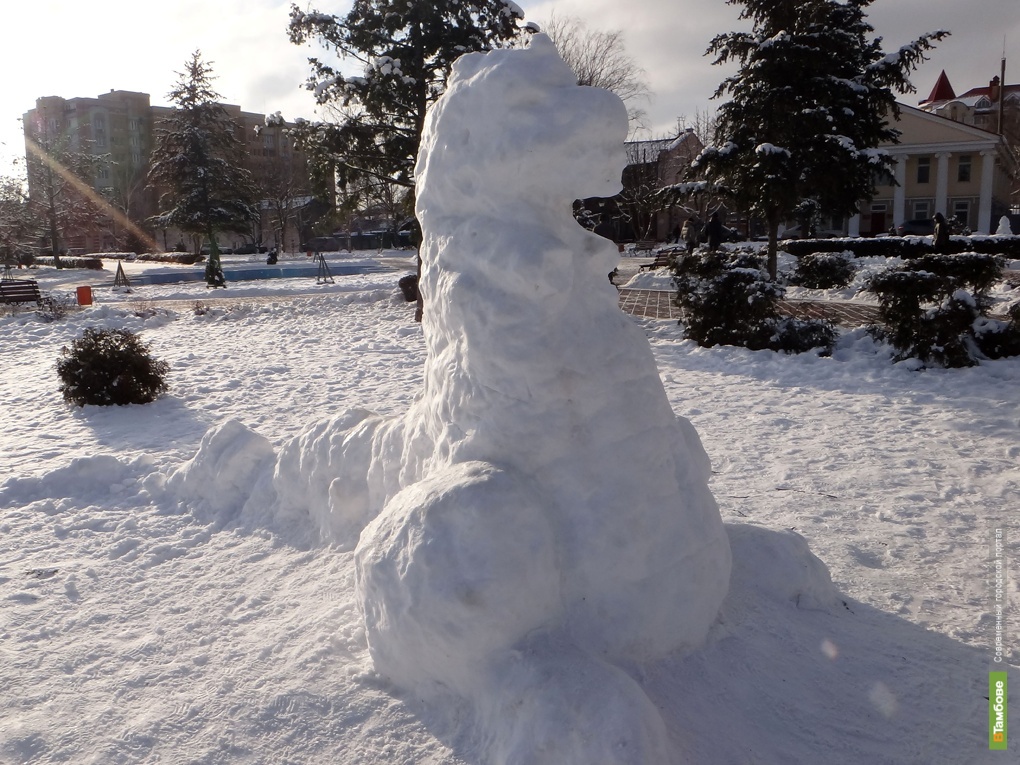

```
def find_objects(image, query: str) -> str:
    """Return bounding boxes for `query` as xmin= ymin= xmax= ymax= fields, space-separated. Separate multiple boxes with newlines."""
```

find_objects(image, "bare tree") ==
xmin=541 ymin=13 xmax=649 ymax=127
xmin=107 ymin=155 xmax=152 ymax=252
xmin=23 ymin=127 xmax=108 ymax=264
xmin=0 ymin=160 xmax=41 ymax=266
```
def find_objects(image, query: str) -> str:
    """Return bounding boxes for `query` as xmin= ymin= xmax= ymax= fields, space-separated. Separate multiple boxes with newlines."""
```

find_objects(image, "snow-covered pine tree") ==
xmin=288 ymin=0 xmax=525 ymax=318
xmin=697 ymin=0 xmax=947 ymax=278
xmin=288 ymin=1 xmax=525 ymax=194
xmin=148 ymin=51 xmax=259 ymax=287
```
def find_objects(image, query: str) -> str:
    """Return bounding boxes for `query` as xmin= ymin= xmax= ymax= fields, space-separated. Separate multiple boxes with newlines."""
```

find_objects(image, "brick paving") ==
xmin=616 ymin=255 xmax=1020 ymax=327
xmin=617 ymin=288 xmax=881 ymax=327
xmin=777 ymin=299 xmax=880 ymax=326
xmin=617 ymin=289 xmax=680 ymax=319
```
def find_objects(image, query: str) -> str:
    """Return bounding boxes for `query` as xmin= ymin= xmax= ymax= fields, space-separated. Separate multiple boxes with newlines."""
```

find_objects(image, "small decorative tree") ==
xmin=672 ymin=250 xmax=836 ymax=353
xmin=147 ymin=51 xmax=259 ymax=287
xmin=866 ymin=254 xmax=1008 ymax=367
xmin=57 ymin=328 xmax=170 ymax=406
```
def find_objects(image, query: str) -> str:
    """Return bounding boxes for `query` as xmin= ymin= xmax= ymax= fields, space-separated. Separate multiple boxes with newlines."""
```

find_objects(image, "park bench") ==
xmin=633 ymin=240 xmax=656 ymax=253
xmin=0 ymin=278 xmax=42 ymax=306
xmin=638 ymin=248 xmax=683 ymax=271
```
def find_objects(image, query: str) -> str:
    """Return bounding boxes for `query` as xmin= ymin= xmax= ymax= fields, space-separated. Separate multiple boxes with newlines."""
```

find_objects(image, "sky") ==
xmin=2 ymin=0 xmax=1019 ymax=172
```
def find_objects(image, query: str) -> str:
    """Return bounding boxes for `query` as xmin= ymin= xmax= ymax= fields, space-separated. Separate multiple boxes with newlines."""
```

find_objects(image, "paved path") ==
xmin=617 ymin=288 xmax=881 ymax=327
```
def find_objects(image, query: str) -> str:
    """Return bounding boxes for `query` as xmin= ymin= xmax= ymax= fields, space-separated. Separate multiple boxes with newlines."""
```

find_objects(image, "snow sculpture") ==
xmin=270 ymin=34 xmax=731 ymax=762
xmin=996 ymin=215 xmax=1013 ymax=236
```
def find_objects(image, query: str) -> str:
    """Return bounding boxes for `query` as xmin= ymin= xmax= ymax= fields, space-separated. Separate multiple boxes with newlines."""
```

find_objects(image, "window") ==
xmin=97 ymin=166 xmax=110 ymax=181
xmin=913 ymin=201 xmax=931 ymax=220
xmin=952 ymin=200 xmax=970 ymax=227
xmin=916 ymin=157 xmax=931 ymax=184
xmin=957 ymin=155 xmax=972 ymax=183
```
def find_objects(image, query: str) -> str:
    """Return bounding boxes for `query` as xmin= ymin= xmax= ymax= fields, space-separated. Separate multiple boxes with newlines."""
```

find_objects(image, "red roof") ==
xmin=956 ymin=82 xmax=1020 ymax=100
xmin=921 ymin=70 xmax=956 ymax=104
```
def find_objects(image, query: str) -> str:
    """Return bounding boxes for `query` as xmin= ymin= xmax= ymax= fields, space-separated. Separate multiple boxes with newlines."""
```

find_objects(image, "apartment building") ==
xmin=23 ymin=90 xmax=317 ymax=254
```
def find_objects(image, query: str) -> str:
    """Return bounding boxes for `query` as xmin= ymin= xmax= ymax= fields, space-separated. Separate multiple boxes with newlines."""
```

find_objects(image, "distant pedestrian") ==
xmin=932 ymin=212 xmax=950 ymax=253
xmin=706 ymin=212 xmax=724 ymax=252
xmin=670 ymin=223 xmax=682 ymax=244
xmin=680 ymin=216 xmax=699 ymax=255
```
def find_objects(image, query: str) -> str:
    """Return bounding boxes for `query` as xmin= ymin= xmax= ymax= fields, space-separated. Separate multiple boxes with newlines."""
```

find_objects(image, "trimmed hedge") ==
xmin=784 ymin=235 xmax=1020 ymax=259
xmin=34 ymin=257 xmax=104 ymax=270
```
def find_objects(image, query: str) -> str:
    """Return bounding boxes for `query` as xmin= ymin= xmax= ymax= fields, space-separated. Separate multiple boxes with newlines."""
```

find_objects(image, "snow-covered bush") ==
xmin=904 ymin=253 xmax=1003 ymax=309
xmin=771 ymin=317 xmax=839 ymax=354
xmin=866 ymin=256 xmax=1008 ymax=367
xmin=397 ymin=274 xmax=418 ymax=302
xmin=673 ymin=251 xmax=836 ymax=353
xmin=35 ymin=292 xmax=79 ymax=323
xmin=57 ymin=328 xmax=169 ymax=406
xmin=792 ymin=252 xmax=857 ymax=289
xmin=974 ymin=302 xmax=1020 ymax=360
xmin=33 ymin=256 xmax=104 ymax=270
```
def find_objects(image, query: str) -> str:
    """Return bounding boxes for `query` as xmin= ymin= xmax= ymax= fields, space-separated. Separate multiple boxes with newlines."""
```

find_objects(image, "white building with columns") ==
xmin=848 ymin=104 xmax=1016 ymax=236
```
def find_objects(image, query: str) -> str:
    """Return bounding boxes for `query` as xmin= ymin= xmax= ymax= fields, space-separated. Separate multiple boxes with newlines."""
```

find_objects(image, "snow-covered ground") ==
xmin=4 ymin=31 xmax=1019 ymax=761
xmin=1 ymin=252 xmax=1016 ymax=763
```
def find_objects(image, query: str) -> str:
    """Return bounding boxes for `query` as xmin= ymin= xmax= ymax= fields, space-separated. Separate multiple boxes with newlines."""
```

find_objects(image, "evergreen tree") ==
xmin=148 ymin=51 xmax=259 ymax=287
xmin=697 ymin=0 xmax=947 ymax=278
xmin=289 ymin=1 xmax=525 ymax=318
xmin=287 ymin=1 xmax=525 ymax=197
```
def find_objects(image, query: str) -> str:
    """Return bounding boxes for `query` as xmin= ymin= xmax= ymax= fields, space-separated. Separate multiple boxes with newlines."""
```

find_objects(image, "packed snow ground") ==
xmin=1 ymin=253 xmax=1018 ymax=763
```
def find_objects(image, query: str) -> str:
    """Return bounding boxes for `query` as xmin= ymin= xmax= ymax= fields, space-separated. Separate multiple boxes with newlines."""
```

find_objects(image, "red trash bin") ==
xmin=76 ymin=286 xmax=93 ymax=306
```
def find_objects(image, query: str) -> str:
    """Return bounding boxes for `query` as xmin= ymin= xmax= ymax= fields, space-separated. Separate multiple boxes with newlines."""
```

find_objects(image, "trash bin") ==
xmin=76 ymin=286 xmax=93 ymax=306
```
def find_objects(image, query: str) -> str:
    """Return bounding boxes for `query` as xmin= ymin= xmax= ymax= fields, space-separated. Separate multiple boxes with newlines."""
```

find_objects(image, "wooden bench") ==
xmin=633 ymin=240 xmax=656 ymax=253
xmin=638 ymin=248 xmax=683 ymax=271
xmin=0 ymin=279 xmax=42 ymax=305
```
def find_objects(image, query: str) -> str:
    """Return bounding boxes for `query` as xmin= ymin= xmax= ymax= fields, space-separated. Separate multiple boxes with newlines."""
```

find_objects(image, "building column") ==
xmin=934 ymin=152 xmax=951 ymax=216
xmin=978 ymin=150 xmax=996 ymax=234
xmin=893 ymin=153 xmax=908 ymax=226
xmin=848 ymin=214 xmax=860 ymax=237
